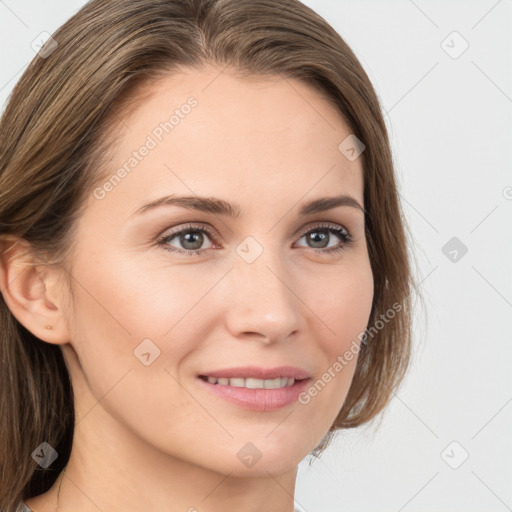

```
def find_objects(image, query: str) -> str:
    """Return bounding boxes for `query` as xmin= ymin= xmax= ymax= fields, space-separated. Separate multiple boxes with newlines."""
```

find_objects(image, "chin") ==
xmin=223 ymin=438 xmax=310 ymax=476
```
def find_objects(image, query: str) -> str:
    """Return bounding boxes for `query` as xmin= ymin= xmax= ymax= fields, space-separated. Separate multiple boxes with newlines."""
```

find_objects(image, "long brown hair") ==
xmin=0 ymin=0 xmax=420 ymax=508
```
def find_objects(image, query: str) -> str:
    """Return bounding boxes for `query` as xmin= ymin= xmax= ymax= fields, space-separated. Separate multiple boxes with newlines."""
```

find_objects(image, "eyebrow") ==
xmin=131 ymin=193 xmax=366 ymax=218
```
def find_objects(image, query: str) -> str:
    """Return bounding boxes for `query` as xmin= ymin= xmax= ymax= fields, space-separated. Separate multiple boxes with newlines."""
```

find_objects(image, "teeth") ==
xmin=205 ymin=376 xmax=296 ymax=388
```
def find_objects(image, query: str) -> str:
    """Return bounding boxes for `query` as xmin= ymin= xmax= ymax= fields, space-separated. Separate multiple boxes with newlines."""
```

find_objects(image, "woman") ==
xmin=0 ymin=0 xmax=418 ymax=510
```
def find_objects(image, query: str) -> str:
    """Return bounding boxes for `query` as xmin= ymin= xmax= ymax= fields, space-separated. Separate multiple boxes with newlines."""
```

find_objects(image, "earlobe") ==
xmin=0 ymin=236 xmax=70 ymax=345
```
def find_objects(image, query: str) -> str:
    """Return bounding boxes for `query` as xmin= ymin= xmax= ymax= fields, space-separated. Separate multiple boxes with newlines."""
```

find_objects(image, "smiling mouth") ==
xmin=198 ymin=375 xmax=308 ymax=389
xmin=197 ymin=373 xmax=312 ymax=411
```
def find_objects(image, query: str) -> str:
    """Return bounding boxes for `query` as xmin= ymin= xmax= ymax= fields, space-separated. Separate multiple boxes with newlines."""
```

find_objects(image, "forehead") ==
xmin=87 ymin=65 xmax=364 ymax=220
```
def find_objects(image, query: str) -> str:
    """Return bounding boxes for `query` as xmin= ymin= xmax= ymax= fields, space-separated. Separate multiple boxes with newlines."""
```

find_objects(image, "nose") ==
xmin=222 ymin=250 xmax=303 ymax=344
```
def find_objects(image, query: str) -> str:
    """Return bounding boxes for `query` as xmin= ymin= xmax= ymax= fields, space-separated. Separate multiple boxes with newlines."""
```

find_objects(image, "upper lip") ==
xmin=199 ymin=365 xmax=311 ymax=380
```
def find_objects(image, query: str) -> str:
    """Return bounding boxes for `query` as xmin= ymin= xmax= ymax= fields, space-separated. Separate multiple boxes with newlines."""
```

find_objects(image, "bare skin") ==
xmin=2 ymin=64 xmax=373 ymax=512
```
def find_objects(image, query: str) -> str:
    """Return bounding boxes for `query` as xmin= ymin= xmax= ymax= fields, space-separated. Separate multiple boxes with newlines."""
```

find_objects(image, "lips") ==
xmin=197 ymin=371 xmax=312 ymax=411
xmin=196 ymin=365 xmax=312 ymax=411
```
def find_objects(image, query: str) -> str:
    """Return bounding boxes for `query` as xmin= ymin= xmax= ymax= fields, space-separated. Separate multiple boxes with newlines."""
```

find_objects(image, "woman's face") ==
xmin=59 ymin=65 xmax=373 ymax=475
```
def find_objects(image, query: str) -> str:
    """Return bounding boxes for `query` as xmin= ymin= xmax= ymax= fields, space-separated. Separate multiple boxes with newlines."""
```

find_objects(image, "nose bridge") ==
xmin=224 ymin=236 xmax=301 ymax=340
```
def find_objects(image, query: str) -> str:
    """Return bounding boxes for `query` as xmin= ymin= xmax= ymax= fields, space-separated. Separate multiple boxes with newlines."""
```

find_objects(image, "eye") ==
xmin=294 ymin=223 xmax=353 ymax=255
xmin=157 ymin=223 xmax=217 ymax=256
xmin=156 ymin=222 xmax=354 ymax=256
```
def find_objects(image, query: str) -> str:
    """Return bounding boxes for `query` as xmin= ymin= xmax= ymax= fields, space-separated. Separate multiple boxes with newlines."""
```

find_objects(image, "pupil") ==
xmin=182 ymin=231 xmax=203 ymax=250
xmin=309 ymin=230 xmax=328 ymax=248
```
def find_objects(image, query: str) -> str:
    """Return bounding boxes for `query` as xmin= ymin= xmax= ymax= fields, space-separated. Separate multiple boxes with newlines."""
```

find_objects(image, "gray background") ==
xmin=1 ymin=1 xmax=511 ymax=511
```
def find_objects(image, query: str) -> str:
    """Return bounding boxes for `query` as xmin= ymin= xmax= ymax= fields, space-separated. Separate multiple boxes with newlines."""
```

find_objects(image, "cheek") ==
xmin=293 ymin=265 xmax=373 ymax=429
xmin=310 ymin=260 xmax=374 ymax=352
xmin=300 ymin=258 xmax=373 ymax=404
xmin=69 ymin=246 xmax=210 ymax=337
xmin=65 ymin=249 xmax=230 ymax=386
xmin=64 ymin=252 xmax=207 ymax=437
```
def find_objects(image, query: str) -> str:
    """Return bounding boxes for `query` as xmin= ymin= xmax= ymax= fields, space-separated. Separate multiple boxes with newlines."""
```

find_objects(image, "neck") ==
xmin=26 ymin=402 xmax=299 ymax=512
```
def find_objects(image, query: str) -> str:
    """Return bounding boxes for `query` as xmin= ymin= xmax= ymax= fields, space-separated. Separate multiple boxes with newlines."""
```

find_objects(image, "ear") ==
xmin=0 ymin=236 xmax=70 ymax=345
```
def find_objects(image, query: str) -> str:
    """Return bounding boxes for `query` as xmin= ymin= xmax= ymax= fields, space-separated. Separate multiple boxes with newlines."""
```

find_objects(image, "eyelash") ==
xmin=156 ymin=222 xmax=354 ymax=257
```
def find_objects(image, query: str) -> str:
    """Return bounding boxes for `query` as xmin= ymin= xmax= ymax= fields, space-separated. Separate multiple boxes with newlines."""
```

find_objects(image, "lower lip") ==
xmin=197 ymin=377 xmax=311 ymax=411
